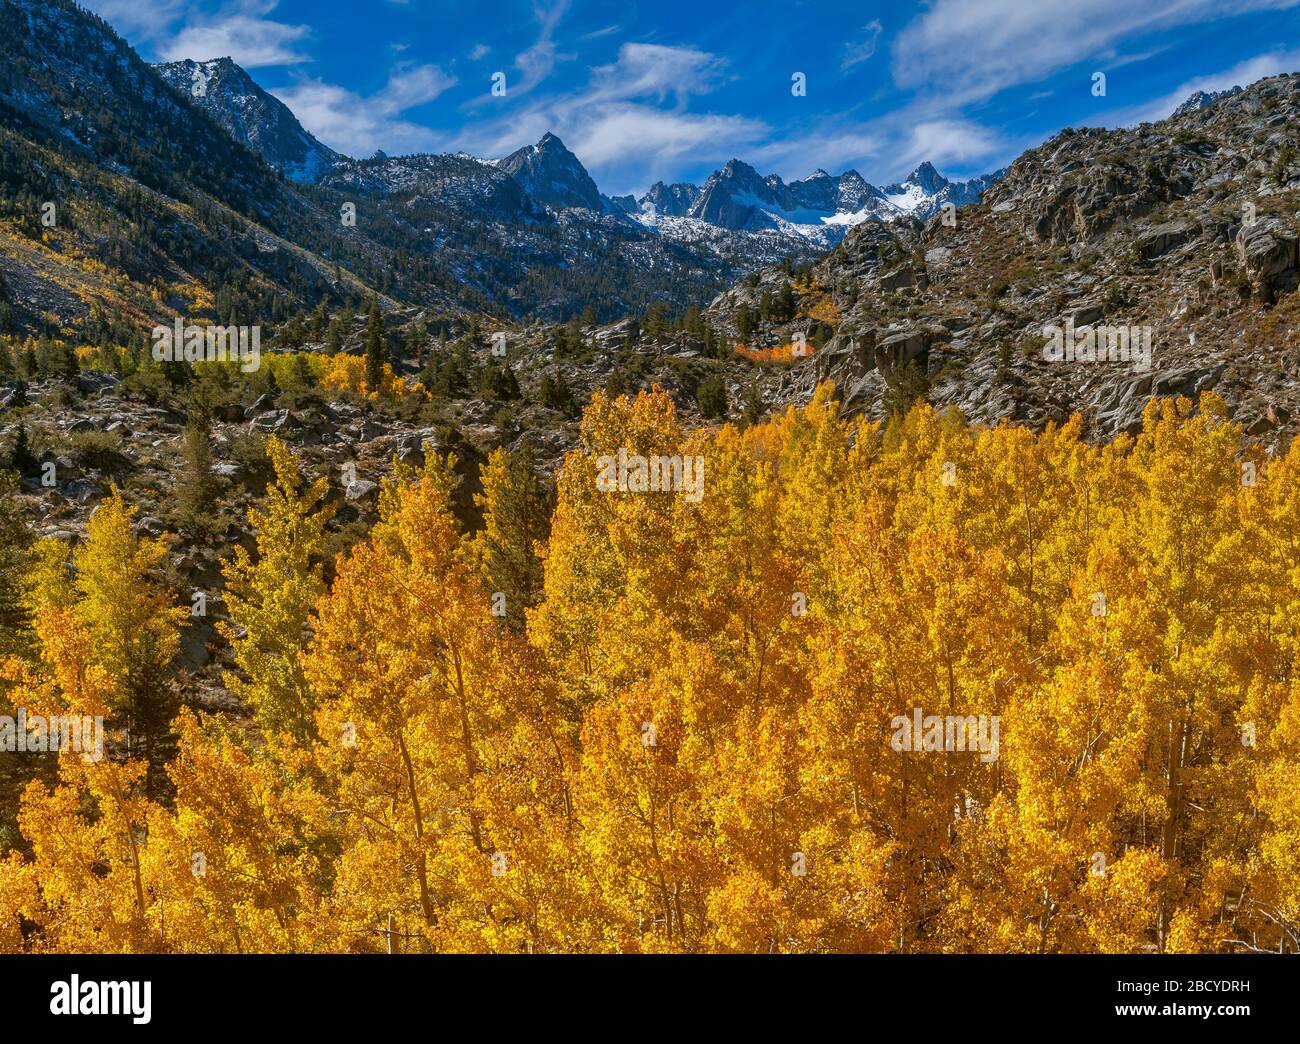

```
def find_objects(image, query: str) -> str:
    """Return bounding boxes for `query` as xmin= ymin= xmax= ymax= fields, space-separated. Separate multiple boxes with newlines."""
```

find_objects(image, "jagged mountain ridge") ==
xmin=705 ymin=71 xmax=1300 ymax=445
xmin=1171 ymin=85 xmax=1245 ymax=117
xmin=150 ymin=54 xmax=1003 ymax=251
xmin=496 ymin=131 xmax=607 ymax=213
xmin=153 ymin=57 xmax=342 ymax=182
xmin=647 ymin=157 xmax=1002 ymax=234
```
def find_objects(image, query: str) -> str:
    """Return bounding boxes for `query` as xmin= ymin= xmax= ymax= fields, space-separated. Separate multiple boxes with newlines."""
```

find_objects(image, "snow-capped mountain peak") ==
xmin=1171 ymin=85 xmax=1244 ymax=117
xmin=497 ymin=132 xmax=604 ymax=212
xmin=153 ymin=57 xmax=342 ymax=182
xmin=634 ymin=157 xmax=1002 ymax=247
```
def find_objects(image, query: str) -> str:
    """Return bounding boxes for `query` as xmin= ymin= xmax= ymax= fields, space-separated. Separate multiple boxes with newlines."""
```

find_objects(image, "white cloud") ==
xmin=1099 ymin=48 xmax=1300 ymax=125
xmin=566 ymin=106 xmax=766 ymax=172
xmin=442 ymin=43 xmax=759 ymax=193
xmin=749 ymin=128 xmax=884 ymax=181
xmin=161 ymin=1 xmax=310 ymax=68
xmin=892 ymin=0 xmax=1300 ymax=104
xmin=586 ymin=43 xmax=728 ymax=105
xmin=469 ymin=43 xmax=491 ymax=61
xmin=842 ymin=20 xmax=883 ymax=70
xmin=272 ymin=64 xmax=457 ymax=156
xmin=81 ymin=0 xmax=188 ymax=42
xmin=893 ymin=118 xmax=1006 ymax=173
xmin=375 ymin=64 xmax=458 ymax=112
xmin=513 ymin=0 xmax=571 ymax=95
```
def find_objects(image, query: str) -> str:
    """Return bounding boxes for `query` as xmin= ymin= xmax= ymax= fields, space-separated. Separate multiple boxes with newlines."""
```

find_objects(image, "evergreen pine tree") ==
xmin=364 ymin=298 xmax=388 ymax=391
xmin=177 ymin=417 xmax=219 ymax=531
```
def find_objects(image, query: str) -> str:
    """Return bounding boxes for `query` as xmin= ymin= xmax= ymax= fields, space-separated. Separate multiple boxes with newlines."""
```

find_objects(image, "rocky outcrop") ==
xmin=702 ymin=72 xmax=1300 ymax=446
xmin=1235 ymin=218 xmax=1299 ymax=303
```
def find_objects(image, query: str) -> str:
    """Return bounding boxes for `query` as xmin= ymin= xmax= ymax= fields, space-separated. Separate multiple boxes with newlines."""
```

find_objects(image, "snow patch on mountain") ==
xmin=153 ymin=57 xmax=342 ymax=182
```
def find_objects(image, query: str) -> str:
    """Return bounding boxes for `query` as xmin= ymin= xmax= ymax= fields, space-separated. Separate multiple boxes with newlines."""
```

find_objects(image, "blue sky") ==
xmin=86 ymin=0 xmax=1300 ymax=196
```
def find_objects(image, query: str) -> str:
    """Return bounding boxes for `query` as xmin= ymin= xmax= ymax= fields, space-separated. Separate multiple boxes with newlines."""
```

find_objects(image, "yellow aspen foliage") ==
xmin=2 ymin=384 xmax=1299 ymax=953
xmin=219 ymin=437 xmax=335 ymax=742
xmin=305 ymin=453 xmax=524 ymax=950
xmin=321 ymin=352 xmax=411 ymax=400
xmin=71 ymin=489 xmax=186 ymax=794
xmin=0 ymin=851 xmax=36 ymax=952
xmin=5 ymin=604 xmax=161 ymax=952
xmin=141 ymin=710 xmax=334 ymax=953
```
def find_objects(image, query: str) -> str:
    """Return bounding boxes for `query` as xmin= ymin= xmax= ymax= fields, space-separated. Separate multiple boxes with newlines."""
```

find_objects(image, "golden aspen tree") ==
xmin=219 ymin=436 xmax=334 ymax=741
xmin=427 ymin=638 xmax=588 ymax=953
xmin=572 ymin=677 xmax=713 ymax=952
xmin=2 ymin=380 xmax=1296 ymax=954
xmin=1119 ymin=396 xmax=1256 ymax=950
xmin=306 ymin=454 xmax=518 ymax=950
xmin=5 ymin=602 xmax=162 ymax=952
xmin=142 ymin=710 xmax=333 ymax=953
xmin=69 ymin=490 xmax=185 ymax=795
xmin=1236 ymin=436 xmax=1300 ymax=951
xmin=529 ymin=386 xmax=699 ymax=700
xmin=0 ymin=851 xmax=36 ymax=952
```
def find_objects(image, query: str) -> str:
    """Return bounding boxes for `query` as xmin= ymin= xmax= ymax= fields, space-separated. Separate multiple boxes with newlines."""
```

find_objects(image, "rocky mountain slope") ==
xmin=707 ymin=72 xmax=1300 ymax=446
xmin=153 ymin=57 xmax=343 ymax=182
xmin=0 ymin=0 xmax=466 ymax=329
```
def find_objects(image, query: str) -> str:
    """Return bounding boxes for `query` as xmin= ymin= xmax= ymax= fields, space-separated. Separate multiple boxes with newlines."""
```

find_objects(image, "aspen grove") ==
xmin=0 ymin=384 xmax=1296 ymax=954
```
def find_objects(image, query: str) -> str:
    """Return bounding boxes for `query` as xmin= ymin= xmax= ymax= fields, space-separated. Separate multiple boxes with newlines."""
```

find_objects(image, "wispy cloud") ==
xmin=159 ymin=0 xmax=311 ymax=68
xmin=273 ymin=64 xmax=457 ymax=156
xmin=448 ymin=43 xmax=761 ymax=193
xmin=1098 ymin=48 xmax=1300 ymax=125
xmin=584 ymin=43 xmax=729 ymax=106
xmin=893 ymin=118 xmax=1006 ymax=172
xmin=842 ymin=20 xmax=883 ymax=70
xmin=81 ymin=0 xmax=189 ymax=42
xmin=892 ymin=0 xmax=1300 ymax=104
xmin=565 ymin=107 xmax=766 ymax=176
xmin=749 ymin=128 xmax=884 ymax=180
xmin=512 ymin=0 xmax=572 ymax=96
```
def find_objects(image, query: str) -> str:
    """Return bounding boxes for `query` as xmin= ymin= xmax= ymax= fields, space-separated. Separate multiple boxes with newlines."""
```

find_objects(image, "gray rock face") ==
xmin=344 ymin=478 xmax=380 ymax=503
xmin=153 ymin=57 xmax=343 ymax=182
xmin=1136 ymin=220 xmax=1198 ymax=260
xmin=639 ymin=181 xmax=701 ymax=217
xmin=1235 ymin=219 xmax=1299 ymax=302
xmin=874 ymin=329 xmax=929 ymax=376
xmin=498 ymin=133 xmax=604 ymax=212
